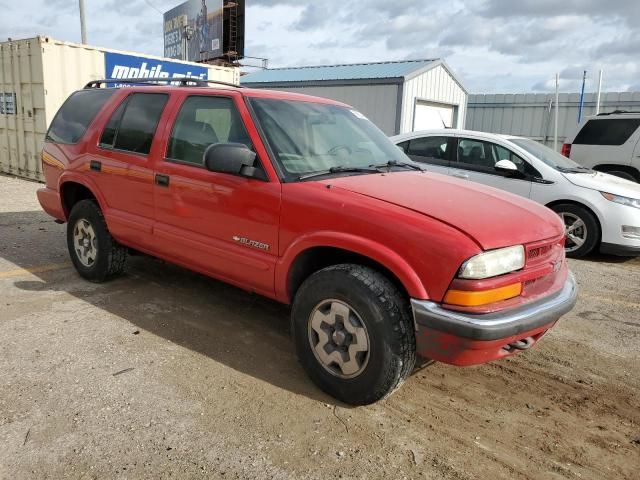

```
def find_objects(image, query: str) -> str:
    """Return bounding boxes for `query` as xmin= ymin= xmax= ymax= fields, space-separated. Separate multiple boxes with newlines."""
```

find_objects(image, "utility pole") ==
xmin=79 ymin=0 xmax=87 ymax=44
xmin=595 ymin=70 xmax=603 ymax=115
xmin=554 ymin=73 xmax=559 ymax=151
xmin=577 ymin=70 xmax=587 ymax=124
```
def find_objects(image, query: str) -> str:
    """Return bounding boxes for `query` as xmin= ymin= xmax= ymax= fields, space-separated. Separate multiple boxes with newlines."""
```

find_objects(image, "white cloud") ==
xmin=1 ymin=0 xmax=638 ymax=93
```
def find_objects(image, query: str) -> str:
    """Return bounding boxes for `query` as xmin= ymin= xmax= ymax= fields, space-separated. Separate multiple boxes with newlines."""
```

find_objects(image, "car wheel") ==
xmin=67 ymin=199 xmax=127 ymax=282
xmin=551 ymin=203 xmax=600 ymax=258
xmin=291 ymin=264 xmax=416 ymax=405
xmin=606 ymin=171 xmax=637 ymax=182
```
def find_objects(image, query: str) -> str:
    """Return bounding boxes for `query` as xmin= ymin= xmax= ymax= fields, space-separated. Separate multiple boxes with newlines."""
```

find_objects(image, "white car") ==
xmin=562 ymin=111 xmax=640 ymax=183
xmin=391 ymin=129 xmax=640 ymax=257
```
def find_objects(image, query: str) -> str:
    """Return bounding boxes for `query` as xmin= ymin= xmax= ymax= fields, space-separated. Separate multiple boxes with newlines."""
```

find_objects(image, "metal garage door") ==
xmin=413 ymin=101 xmax=454 ymax=130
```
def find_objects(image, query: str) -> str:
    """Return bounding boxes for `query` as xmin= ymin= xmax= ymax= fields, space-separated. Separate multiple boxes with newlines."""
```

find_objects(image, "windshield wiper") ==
xmin=557 ymin=165 xmax=592 ymax=173
xmin=297 ymin=165 xmax=380 ymax=180
xmin=370 ymin=160 xmax=426 ymax=171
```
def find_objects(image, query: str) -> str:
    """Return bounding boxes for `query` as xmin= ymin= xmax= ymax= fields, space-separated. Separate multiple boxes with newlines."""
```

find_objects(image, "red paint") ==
xmin=415 ymin=322 xmax=555 ymax=366
xmin=38 ymin=85 xmax=571 ymax=368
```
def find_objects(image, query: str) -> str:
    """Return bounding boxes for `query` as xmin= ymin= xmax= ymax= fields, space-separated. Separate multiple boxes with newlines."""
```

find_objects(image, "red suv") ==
xmin=37 ymin=79 xmax=577 ymax=405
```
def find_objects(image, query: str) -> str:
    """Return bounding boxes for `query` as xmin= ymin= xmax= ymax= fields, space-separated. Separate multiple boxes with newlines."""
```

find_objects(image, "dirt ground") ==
xmin=0 ymin=173 xmax=638 ymax=480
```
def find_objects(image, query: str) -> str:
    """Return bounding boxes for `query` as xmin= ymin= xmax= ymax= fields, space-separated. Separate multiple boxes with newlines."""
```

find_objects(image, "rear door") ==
xmin=449 ymin=137 xmax=534 ymax=198
xmin=397 ymin=136 xmax=453 ymax=176
xmin=571 ymin=117 xmax=640 ymax=169
xmin=151 ymin=92 xmax=281 ymax=297
xmin=87 ymin=91 xmax=169 ymax=247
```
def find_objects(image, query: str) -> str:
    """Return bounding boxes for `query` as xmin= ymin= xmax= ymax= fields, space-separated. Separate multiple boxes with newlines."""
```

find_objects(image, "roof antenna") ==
xmin=438 ymin=111 xmax=448 ymax=129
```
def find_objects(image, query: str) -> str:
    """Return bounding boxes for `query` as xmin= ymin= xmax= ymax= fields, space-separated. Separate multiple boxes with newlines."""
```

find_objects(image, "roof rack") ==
xmin=84 ymin=77 xmax=242 ymax=89
xmin=597 ymin=110 xmax=638 ymax=116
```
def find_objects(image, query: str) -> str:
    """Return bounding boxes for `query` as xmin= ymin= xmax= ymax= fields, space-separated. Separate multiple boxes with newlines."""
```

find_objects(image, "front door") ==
xmin=450 ymin=137 xmax=534 ymax=198
xmin=152 ymin=93 xmax=281 ymax=297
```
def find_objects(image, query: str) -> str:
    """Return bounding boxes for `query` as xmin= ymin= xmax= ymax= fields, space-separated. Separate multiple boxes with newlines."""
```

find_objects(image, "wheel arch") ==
xmin=276 ymin=233 xmax=429 ymax=304
xmin=59 ymin=175 xmax=105 ymax=219
xmin=546 ymin=199 xmax=603 ymax=243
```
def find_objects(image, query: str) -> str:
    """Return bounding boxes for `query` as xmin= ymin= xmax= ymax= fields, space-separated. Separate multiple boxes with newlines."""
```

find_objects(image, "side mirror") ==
xmin=495 ymin=159 xmax=519 ymax=174
xmin=203 ymin=143 xmax=261 ymax=179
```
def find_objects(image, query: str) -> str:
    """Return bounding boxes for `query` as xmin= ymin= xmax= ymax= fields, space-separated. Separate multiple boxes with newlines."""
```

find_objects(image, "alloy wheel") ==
xmin=307 ymin=299 xmax=370 ymax=379
xmin=73 ymin=218 xmax=98 ymax=267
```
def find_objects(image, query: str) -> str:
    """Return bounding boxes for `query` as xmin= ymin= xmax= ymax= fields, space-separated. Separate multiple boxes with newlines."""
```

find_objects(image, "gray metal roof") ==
xmin=241 ymin=59 xmax=439 ymax=84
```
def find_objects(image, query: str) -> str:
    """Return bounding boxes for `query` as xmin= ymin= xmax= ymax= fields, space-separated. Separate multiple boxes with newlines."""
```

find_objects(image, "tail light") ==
xmin=561 ymin=143 xmax=572 ymax=158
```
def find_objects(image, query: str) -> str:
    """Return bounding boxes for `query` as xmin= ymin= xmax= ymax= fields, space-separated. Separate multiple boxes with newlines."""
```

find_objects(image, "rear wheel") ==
xmin=67 ymin=200 xmax=127 ymax=282
xmin=551 ymin=203 xmax=600 ymax=258
xmin=291 ymin=264 xmax=416 ymax=405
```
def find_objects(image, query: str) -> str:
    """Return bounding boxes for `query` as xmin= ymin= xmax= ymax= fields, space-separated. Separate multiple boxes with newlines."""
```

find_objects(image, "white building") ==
xmin=241 ymin=59 xmax=468 ymax=136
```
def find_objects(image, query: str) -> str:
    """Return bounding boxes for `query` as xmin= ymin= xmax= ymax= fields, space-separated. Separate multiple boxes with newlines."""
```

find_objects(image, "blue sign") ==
xmin=104 ymin=52 xmax=208 ymax=87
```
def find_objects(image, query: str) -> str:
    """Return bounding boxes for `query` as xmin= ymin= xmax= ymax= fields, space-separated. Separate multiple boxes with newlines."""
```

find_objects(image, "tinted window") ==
xmin=456 ymin=138 xmax=496 ymax=170
xmin=407 ymin=136 xmax=450 ymax=166
xmin=99 ymin=99 xmax=128 ymax=148
xmin=110 ymin=93 xmax=168 ymax=155
xmin=46 ymin=90 xmax=115 ymax=144
xmin=574 ymin=118 xmax=640 ymax=146
xmin=167 ymin=96 xmax=252 ymax=165
xmin=456 ymin=138 xmax=539 ymax=177
xmin=396 ymin=140 xmax=409 ymax=153
xmin=493 ymin=144 xmax=540 ymax=177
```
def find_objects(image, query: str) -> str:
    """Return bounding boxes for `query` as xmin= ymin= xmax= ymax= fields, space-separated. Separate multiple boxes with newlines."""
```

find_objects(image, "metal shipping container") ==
xmin=0 ymin=36 xmax=239 ymax=181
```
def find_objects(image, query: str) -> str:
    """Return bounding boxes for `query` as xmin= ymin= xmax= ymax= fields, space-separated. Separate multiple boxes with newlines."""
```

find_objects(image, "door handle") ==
xmin=90 ymin=160 xmax=102 ymax=172
xmin=452 ymin=172 xmax=469 ymax=179
xmin=155 ymin=173 xmax=170 ymax=187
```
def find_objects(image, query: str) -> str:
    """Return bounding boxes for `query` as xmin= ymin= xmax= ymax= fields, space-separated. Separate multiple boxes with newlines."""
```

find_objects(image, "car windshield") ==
xmin=509 ymin=137 xmax=589 ymax=172
xmin=248 ymin=97 xmax=415 ymax=180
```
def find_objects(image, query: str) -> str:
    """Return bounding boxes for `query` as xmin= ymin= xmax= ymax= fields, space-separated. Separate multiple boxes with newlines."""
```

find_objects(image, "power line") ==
xmin=143 ymin=0 xmax=163 ymax=15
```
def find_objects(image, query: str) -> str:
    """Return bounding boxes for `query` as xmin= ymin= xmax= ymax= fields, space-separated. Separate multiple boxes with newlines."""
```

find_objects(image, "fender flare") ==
xmin=275 ymin=231 xmax=429 ymax=303
xmin=58 ymin=171 xmax=107 ymax=217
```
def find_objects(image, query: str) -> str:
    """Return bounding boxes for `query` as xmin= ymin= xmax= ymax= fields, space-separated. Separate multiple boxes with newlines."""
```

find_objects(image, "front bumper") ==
xmin=410 ymin=272 xmax=578 ymax=366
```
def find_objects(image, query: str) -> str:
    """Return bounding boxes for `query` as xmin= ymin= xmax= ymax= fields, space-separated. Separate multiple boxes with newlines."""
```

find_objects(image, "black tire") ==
xmin=291 ymin=264 xmax=416 ymax=405
xmin=550 ymin=203 xmax=600 ymax=258
xmin=67 ymin=199 xmax=126 ymax=282
xmin=606 ymin=171 xmax=637 ymax=182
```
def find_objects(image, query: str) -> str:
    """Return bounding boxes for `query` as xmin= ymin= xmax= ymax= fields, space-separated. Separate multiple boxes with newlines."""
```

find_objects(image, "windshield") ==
xmin=248 ymin=98 xmax=413 ymax=180
xmin=509 ymin=137 xmax=588 ymax=171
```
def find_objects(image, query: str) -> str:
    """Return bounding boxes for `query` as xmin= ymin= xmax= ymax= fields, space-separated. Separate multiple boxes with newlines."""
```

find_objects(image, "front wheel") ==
xmin=291 ymin=264 xmax=416 ymax=405
xmin=551 ymin=203 xmax=600 ymax=258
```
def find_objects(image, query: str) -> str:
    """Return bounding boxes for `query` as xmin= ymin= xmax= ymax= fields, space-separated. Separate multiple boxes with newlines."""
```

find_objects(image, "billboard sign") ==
xmin=104 ymin=52 xmax=208 ymax=87
xmin=164 ymin=0 xmax=223 ymax=62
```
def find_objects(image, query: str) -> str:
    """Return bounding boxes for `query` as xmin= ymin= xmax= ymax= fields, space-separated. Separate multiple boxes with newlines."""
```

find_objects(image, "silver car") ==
xmin=391 ymin=129 xmax=640 ymax=258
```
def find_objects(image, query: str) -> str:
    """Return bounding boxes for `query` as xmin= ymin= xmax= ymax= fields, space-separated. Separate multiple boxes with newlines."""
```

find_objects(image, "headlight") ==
xmin=601 ymin=192 xmax=640 ymax=209
xmin=459 ymin=245 xmax=525 ymax=279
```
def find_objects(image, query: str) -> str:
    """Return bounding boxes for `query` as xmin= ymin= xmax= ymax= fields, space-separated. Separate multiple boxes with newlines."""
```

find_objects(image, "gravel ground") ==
xmin=0 ymin=173 xmax=638 ymax=479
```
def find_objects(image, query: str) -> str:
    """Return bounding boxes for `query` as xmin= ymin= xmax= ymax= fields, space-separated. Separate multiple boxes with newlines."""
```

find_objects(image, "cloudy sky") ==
xmin=2 ymin=0 xmax=639 ymax=93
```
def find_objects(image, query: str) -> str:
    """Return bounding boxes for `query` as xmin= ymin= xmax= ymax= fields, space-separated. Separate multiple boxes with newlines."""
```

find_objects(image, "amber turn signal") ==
xmin=444 ymin=283 xmax=522 ymax=307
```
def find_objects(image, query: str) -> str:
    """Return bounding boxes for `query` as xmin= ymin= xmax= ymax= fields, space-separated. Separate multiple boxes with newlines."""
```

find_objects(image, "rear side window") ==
xmin=99 ymin=93 xmax=168 ymax=155
xmin=574 ymin=118 xmax=640 ymax=146
xmin=46 ymin=90 xmax=115 ymax=144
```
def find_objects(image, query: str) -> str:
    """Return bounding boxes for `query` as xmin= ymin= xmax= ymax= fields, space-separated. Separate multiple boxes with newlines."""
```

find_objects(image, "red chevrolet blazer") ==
xmin=37 ymin=79 xmax=577 ymax=405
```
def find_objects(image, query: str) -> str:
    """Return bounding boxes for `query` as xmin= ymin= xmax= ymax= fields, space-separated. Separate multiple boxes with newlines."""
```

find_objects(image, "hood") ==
xmin=563 ymin=171 xmax=640 ymax=199
xmin=321 ymin=172 xmax=564 ymax=250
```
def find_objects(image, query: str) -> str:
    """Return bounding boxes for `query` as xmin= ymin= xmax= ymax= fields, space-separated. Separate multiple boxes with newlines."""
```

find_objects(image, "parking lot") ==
xmin=0 ymin=173 xmax=638 ymax=479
